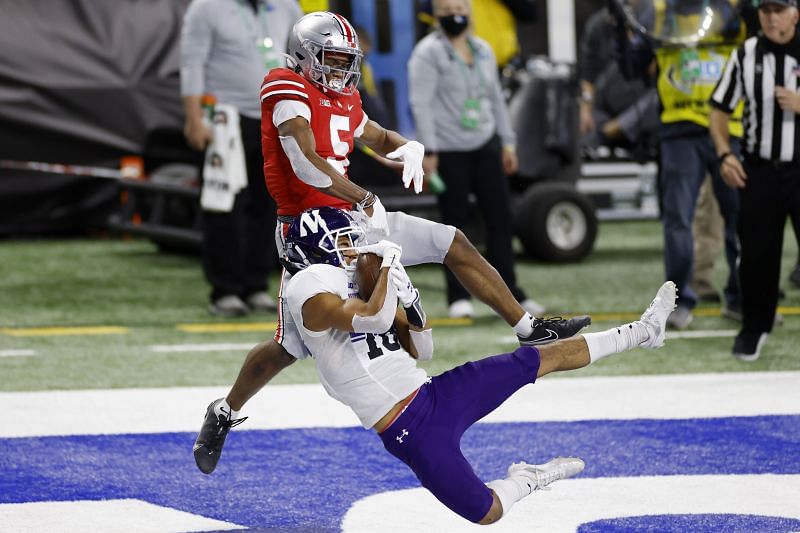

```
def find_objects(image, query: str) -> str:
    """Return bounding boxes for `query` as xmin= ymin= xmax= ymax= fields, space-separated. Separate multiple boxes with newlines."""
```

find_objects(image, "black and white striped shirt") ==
xmin=711 ymin=36 xmax=800 ymax=162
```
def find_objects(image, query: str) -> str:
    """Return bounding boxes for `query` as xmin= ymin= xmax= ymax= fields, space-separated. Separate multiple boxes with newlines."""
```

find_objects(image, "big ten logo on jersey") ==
xmin=349 ymin=327 xmax=402 ymax=360
xmin=319 ymin=98 xmax=331 ymax=107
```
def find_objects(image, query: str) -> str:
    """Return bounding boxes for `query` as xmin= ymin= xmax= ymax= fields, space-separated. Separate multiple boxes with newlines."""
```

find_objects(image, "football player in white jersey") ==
xmin=193 ymin=10 xmax=593 ymax=476
xmin=268 ymin=206 xmax=679 ymax=525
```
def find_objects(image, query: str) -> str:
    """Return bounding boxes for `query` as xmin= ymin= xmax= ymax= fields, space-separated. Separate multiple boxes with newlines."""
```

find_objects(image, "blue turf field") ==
xmin=3 ymin=415 xmax=799 ymax=531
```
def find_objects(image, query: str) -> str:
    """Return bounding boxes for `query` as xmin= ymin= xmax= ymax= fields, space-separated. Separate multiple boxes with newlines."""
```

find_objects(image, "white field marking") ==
xmin=501 ymin=329 xmax=738 ymax=344
xmin=0 ymin=499 xmax=245 ymax=533
xmin=665 ymin=329 xmax=737 ymax=339
xmin=150 ymin=343 xmax=256 ymax=353
xmin=342 ymin=474 xmax=800 ymax=533
xmin=0 ymin=349 xmax=35 ymax=357
xmin=3 ymin=371 xmax=799 ymax=438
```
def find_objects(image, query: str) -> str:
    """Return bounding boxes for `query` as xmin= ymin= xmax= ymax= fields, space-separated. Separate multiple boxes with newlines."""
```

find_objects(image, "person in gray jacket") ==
xmin=181 ymin=0 xmax=302 ymax=316
xmin=408 ymin=0 xmax=543 ymax=319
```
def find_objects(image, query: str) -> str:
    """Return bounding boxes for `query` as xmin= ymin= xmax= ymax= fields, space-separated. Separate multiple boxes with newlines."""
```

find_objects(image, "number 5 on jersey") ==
xmin=327 ymin=114 xmax=350 ymax=175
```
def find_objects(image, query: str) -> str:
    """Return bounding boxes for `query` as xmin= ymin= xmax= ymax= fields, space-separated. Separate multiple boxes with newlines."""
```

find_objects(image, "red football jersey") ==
xmin=260 ymin=68 xmax=366 ymax=216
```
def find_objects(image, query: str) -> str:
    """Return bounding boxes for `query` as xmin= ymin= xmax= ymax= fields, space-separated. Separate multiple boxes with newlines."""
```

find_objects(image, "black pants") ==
xmin=739 ymin=157 xmax=800 ymax=334
xmin=201 ymin=115 xmax=276 ymax=302
xmin=437 ymin=135 xmax=526 ymax=304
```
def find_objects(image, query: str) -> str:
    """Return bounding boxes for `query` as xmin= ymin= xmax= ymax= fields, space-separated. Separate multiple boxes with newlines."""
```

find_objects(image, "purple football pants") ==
xmin=379 ymin=346 xmax=541 ymax=523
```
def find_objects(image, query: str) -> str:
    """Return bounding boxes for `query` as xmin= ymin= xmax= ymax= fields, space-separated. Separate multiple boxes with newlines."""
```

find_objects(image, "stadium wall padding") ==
xmin=0 ymin=0 xmax=187 ymax=235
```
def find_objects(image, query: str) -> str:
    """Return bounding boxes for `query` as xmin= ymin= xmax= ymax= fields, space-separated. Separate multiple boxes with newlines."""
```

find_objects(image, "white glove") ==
xmin=390 ymin=263 xmax=426 ymax=328
xmin=386 ymin=141 xmax=425 ymax=194
xmin=390 ymin=263 xmax=419 ymax=307
xmin=356 ymin=240 xmax=402 ymax=268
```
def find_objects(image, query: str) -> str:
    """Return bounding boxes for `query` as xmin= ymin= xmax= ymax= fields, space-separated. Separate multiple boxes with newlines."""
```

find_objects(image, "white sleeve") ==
xmin=409 ymin=328 xmax=433 ymax=361
xmin=350 ymin=274 xmax=398 ymax=334
xmin=273 ymin=100 xmax=312 ymax=127
xmin=285 ymin=266 xmax=349 ymax=336
xmin=354 ymin=112 xmax=369 ymax=138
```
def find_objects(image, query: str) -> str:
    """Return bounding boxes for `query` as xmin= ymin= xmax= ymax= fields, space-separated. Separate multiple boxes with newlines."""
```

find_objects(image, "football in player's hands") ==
xmin=355 ymin=253 xmax=382 ymax=300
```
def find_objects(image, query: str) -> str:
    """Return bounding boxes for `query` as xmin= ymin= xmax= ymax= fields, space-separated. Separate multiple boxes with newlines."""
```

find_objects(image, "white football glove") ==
xmin=390 ymin=263 xmax=418 ymax=307
xmin=356 ymin=240 xmax=402 ymax=268
xmin=390 ymin=263 xmax=426 ymax=328
xmin=386 ymin=141 xmax=425 ymax=194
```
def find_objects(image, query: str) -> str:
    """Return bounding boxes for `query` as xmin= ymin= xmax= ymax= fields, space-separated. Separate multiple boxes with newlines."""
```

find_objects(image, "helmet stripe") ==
xmin=332 ymin=13 xmax=354 ymax=46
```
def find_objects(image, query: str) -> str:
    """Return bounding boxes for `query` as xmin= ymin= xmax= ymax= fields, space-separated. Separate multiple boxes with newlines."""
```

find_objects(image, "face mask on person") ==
xmin=438 ymin=14 xmax=469 ymax=37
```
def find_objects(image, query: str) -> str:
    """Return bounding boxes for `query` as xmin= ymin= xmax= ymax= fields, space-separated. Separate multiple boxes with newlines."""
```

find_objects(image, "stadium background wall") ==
xmin=0 ymin=0 xmax=605 ymax=236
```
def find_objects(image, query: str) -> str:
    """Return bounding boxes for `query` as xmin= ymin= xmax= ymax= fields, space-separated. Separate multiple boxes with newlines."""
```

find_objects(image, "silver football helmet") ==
xmin=287 ymin=11 xmax=363 ymax=95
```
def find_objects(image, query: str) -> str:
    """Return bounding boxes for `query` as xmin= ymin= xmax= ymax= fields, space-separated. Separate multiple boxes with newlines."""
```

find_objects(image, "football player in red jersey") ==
xmin=192 ymin=11 xmax=590 ymax=475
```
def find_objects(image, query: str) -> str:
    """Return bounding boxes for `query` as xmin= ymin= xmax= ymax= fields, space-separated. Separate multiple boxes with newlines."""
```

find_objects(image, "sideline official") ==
xmin=709 ymin=0 xmax=800 ymax=360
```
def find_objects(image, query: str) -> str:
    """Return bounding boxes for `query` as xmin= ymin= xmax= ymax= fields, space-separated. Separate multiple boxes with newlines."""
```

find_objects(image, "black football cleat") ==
xmin=518 ymin=315 xmax=592 ymax=346
xmin=193 ymin=398 xmax=248 ymax=474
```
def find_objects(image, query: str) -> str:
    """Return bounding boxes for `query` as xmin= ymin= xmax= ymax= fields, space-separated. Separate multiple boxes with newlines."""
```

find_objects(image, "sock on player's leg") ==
xmin=214 ymin=398 xmax=240 ymax=419
xmin=513 ymin=313 xmax=534 ymax=338
xmin=584 ymin=322 xmax=648 ymax=362
xmin=486 ymin=476 xmax=532 ymax=516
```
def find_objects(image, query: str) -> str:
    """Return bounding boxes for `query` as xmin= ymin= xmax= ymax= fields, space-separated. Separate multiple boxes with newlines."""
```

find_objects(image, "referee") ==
xmin=709 ymin=0 xmax=800 ymax=361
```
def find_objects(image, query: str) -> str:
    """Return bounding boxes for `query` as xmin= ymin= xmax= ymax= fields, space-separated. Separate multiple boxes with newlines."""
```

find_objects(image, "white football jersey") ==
xmin=284 ymin=264 xmax=428 ymax=428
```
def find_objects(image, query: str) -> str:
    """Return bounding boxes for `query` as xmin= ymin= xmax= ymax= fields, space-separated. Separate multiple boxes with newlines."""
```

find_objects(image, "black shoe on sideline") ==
xmin=518 ymin=316 xmax=592 ymax=346
xmin=193 ymin=398 xmax=248 ymax=474
xmin=732 ymin=330 xmax=769 ymax=362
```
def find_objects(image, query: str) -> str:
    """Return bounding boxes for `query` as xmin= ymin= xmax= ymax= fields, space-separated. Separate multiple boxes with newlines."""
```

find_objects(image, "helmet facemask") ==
xmin=307 ymin=45 xmax=362 ymax=95
xmin=317 ymin=225 xmax=364 ymax=271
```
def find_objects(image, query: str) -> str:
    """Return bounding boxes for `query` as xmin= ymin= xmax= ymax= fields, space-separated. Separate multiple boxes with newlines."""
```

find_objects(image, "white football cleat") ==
xmin=639 ymin=281 xmax=678 ymax=349
xmin=508 ymin=457 xmax=585 ymax=492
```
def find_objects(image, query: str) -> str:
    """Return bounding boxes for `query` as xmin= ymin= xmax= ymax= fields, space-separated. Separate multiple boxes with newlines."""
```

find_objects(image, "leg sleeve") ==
xmin=382 ymin=211 xmax=456 ymax=265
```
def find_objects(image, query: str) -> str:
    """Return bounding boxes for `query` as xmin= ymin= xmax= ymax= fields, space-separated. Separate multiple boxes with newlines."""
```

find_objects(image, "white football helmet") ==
xmin=287 ymin=11 xmax=363 ymax=95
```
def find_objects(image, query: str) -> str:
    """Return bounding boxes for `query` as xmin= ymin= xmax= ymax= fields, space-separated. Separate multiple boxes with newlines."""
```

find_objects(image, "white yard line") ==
xmin=150 ymin=343 xmax=256 ymax=353
xmin=665 ymin=329 xmax=738 ymax=339
xmin=0 ymin=349 xmax=35 ymax=357
xmin=0 ymin=499 xmax=244 ymax=533
xmin=3 ymin=372 xmax=799 ymax=438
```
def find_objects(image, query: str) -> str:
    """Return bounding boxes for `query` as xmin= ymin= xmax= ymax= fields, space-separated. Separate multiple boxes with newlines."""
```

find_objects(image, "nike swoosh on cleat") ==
xmin=192 ymin=444 xmax=204 ymax=452
xmin=531 ymin=329 xmax=558 ymax=343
